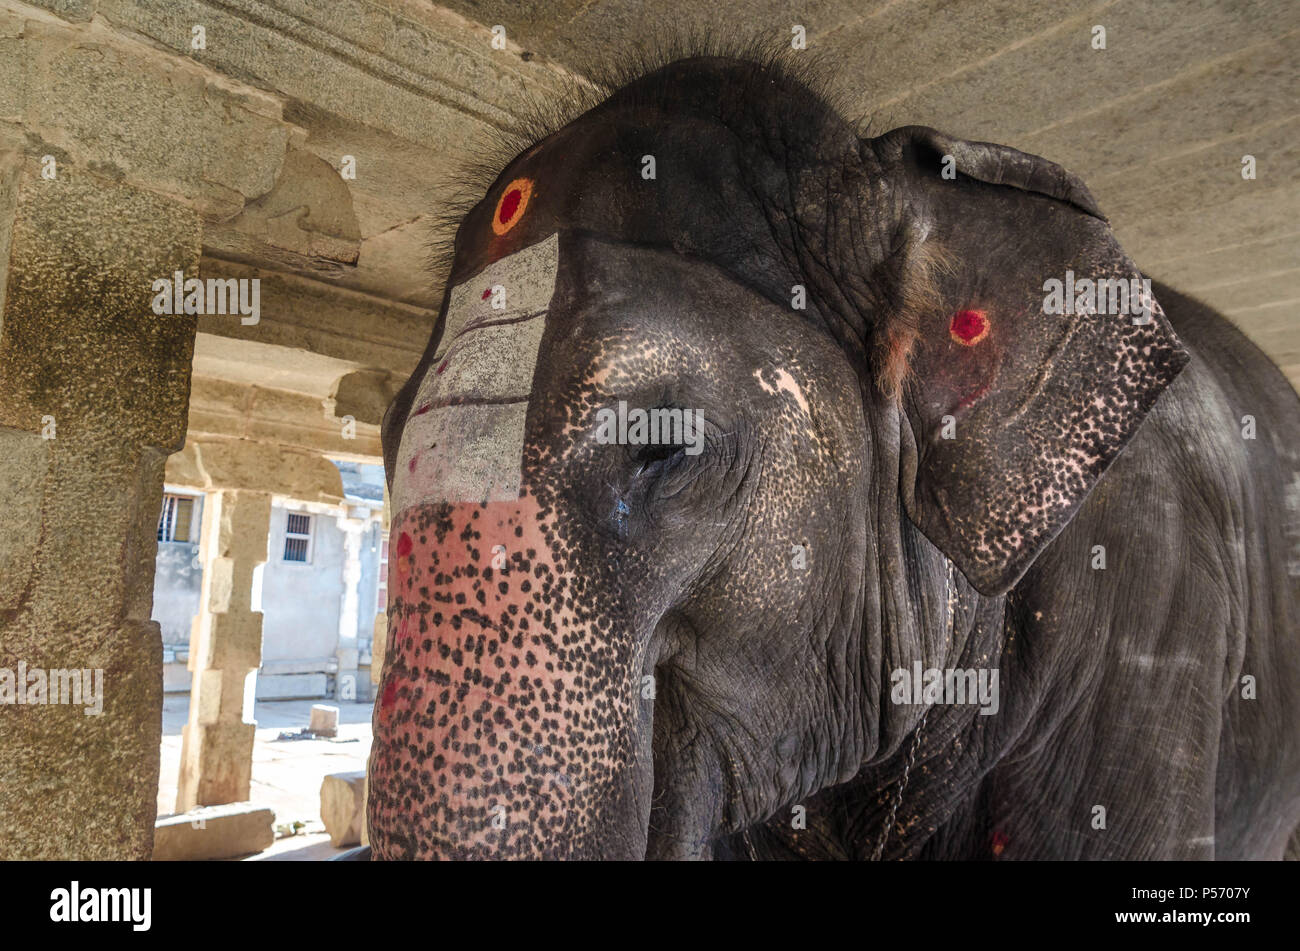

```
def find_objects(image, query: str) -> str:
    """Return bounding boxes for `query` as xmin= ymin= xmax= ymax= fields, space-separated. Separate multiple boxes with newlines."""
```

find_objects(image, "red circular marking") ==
xmin=396 ymin=532 xmax=413 ymax=558
xmin=498 ymin=189 xmax=521 ymax=223
xmin=950 ymin=309 xmax=990 ymax=346
xmin=491 ymin=177 xmax=533 ymax=236
xmin=481 ymin=288 xmax=492 ymax=300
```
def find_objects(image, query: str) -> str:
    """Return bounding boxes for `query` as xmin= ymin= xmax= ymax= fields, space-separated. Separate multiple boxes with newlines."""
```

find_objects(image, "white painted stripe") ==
xmin=393 ymin=234 xmax=559 ymax=512
xmin=396 ymin=402 xmax=529 ymax=505
xmin=416 ymin=317 xmax=546 ymax=407
xmin=437 ymin=232 xmax=560 ymax=358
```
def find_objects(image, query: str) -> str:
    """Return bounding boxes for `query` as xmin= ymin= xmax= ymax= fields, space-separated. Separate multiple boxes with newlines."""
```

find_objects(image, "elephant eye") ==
xmin=635 ymin=442 xmax=686 ymax=465
xmin=632 ymin=441 xmax=689 ymax=479
xmin=594 ymin=402 xmax=711 ymax=477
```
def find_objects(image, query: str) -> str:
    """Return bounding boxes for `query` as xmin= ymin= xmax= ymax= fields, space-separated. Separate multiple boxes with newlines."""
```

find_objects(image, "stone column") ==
xmin=370 ymin=485 xmax=391 ymax=696
xmin=175 ymin=489 xmax=271 ymax=811
xmin=335 ymin=510 xmax=366 ymax=701
xmin=0 ymin=154 xmax=200 ymax=858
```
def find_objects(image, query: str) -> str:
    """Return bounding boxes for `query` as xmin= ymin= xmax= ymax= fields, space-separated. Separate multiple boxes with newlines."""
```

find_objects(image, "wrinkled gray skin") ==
xmin=370 ymin=55 xmax=1300 ymax=859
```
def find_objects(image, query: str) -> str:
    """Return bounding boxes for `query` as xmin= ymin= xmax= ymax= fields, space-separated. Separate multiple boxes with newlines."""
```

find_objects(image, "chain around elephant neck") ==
xmin=868 ymin=559 xmax=956 ymax=861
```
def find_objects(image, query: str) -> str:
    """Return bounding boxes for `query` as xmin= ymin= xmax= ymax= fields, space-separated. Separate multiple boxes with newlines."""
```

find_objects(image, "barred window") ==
xmin=157 ymin=495 xmax=195 ymax=543
xmin=283 ymin=512 xmax=312 ymax=563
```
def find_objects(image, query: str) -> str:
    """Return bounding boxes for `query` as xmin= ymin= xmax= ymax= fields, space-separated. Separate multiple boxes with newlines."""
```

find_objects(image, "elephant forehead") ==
xmin=393 ymin=234 xmax=560 ymax=519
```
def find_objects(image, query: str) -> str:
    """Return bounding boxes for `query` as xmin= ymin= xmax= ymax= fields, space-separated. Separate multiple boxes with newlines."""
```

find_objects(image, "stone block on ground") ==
xmin=153 ymin=803 xmax=275 ymax=860
xmin=320 ymin=770 xmax=366 ymax=848
xmin=309 ymin=703 xmax=339 ymax=737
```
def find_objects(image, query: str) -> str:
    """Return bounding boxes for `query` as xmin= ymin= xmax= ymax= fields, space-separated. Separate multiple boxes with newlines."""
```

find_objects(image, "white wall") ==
xmin=260 ymin=505 xmax=345 ymax=664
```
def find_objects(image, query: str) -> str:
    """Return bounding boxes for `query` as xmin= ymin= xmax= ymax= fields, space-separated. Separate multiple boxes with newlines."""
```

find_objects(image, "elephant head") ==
xmin=367 ymin=54 xmax=1187 ymax=859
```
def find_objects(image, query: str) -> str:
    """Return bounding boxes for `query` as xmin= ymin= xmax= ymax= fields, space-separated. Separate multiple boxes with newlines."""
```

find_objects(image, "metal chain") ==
xmin=728 ymin=754 xmax=760 ymax=860
xmin=740 ymin=827 xmax=759 ymax=861
xmin=869 ymin=703 xmax=929 ymax=860
xmin=869 ymin=560 xmax=956 ymax=861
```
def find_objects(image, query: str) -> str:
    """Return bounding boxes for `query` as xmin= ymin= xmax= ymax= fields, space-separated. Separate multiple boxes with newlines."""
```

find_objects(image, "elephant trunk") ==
xmin=367 ymin=497 xmax=650 ymax=859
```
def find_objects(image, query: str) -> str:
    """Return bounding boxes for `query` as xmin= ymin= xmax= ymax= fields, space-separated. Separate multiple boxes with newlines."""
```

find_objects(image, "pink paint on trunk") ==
xmin=368 ymin=497 xmax=623 ymax=858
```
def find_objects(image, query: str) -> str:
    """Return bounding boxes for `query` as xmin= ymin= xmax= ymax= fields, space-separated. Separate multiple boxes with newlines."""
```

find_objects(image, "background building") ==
xmin=153 ymin=461 xmax=386 ymax=701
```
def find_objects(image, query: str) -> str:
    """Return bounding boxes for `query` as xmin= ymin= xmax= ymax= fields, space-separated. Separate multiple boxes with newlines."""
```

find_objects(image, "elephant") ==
xmin=366 ymin=48 xmax=1300 ymax=860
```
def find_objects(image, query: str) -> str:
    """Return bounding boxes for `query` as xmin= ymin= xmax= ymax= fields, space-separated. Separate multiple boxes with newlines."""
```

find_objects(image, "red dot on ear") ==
xmin=992 ymin=828 xmax=1009 ymax=857
xmin=950 ymin=309 xmax=990 ymax=346
xmin=481 ymin=288 xmax=492 ymax=300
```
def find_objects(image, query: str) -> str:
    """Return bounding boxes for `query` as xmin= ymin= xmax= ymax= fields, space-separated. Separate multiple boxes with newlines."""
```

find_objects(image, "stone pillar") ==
xmin=363 ymin=486 xmax=389 ymax=847
xmin=0 ymin=153 xmax=200 ymax=858
xmin=371 ymin=611 xmax=387 ymax=693
xmin=370 ymin=485 xmax=390 ymax=695
xmin=335 ymin=511 xmax=366 ymax=701
xmin=175 ymin=489 xmax=271 ymax=811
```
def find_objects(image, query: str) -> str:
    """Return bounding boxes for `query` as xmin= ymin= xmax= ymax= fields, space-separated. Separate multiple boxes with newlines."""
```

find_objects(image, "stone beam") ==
xmin=330 ymin=368 xmax=403 ymax=428
xmin=186 ymin=374 xmax=383 ymax=459
xmin=91 ymin=0 xmax=579 ymax=151
xmin=203 ymin=147 xmax=362 ymax=280
xmin=194 ymin=257 xmax=433 ymax=377
xmin=165 ymin=435 xmax=348 ymax=502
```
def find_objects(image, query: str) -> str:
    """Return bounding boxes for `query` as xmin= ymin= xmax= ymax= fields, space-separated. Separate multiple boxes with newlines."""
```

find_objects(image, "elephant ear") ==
xmin=871 ymin=126 xmax=1190 ymax=596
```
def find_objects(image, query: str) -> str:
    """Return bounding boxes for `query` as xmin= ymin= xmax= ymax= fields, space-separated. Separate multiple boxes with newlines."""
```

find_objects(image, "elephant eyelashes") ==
xmin=637 ymin=442 xmax=686 ymax=464
xmin=594 ymin=402 xmax=711 ymax=476
xmin=633 ymin=441 xmax=689 ymax=479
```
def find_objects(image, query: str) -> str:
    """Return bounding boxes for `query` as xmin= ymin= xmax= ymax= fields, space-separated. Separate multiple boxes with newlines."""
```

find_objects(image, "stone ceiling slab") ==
xmin=13 ymin=0 xmax=1293 ymax=387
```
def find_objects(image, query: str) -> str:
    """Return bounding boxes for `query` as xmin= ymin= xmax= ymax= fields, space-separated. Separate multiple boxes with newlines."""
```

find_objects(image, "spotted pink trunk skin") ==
xmin=368 ymin=495 xmax=632 ymax=859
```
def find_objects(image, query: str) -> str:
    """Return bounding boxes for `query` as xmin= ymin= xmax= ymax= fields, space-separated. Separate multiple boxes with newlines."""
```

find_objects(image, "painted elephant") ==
xmin=366 ymin=50 xmax=1300 ymax=860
